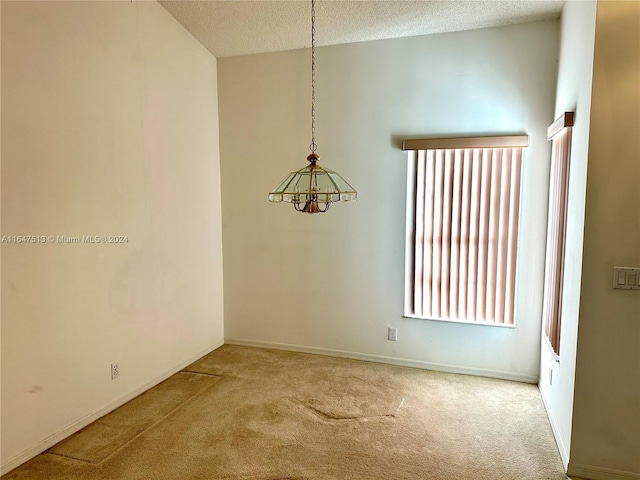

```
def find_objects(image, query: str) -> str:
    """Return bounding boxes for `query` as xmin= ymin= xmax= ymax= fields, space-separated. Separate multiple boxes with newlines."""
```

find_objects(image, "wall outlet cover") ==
xmin=111 ymin=362 xmax=120 ymax=380
xmin=388 ymin=327 xmax=398 ymax=341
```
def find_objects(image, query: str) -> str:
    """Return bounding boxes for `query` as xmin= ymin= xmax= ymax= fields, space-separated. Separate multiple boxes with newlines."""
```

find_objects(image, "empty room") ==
xmin=1 ymin=1 xmax=638 ymax=479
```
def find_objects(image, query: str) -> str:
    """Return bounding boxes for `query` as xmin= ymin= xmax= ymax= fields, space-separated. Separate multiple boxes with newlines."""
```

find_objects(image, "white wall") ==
xmin=568 ymin=1 xmax=640 ymax=478
xmin=0 ymin=1 xmax=224 ymax=473
xmin=219 ymin=21 xmax=559 ymax=382
xmin=538 ymin=0 xmax=597 ymax=469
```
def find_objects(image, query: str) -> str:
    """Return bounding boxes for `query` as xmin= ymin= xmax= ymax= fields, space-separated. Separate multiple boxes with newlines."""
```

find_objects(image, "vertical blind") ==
xmin=403 ymin=136 xmax=528 ymax=325
xmin=542 ymin=113 xmax=574 ymax=355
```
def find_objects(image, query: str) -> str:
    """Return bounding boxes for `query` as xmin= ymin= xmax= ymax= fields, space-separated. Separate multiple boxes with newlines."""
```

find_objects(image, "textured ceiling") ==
xmin=159 ymin=0 xmax=564 ymax=58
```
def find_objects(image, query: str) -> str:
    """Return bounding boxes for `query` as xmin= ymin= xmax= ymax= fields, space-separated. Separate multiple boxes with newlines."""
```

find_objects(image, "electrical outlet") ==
xmin=111 ymin=362 xmax=119 ymax=380
xmin=388 ymin=327 xmax=398 ymax=342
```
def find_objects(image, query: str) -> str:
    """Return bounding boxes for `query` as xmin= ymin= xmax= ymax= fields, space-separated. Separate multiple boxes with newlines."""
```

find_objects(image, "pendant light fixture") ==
xmin=268 ymin=0 xmax=357 ymax=213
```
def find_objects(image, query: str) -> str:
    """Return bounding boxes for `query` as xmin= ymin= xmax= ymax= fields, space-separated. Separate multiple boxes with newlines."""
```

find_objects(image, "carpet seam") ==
xmin=45 ymin=374 xmax=224 ymax=466
xmin=181 ymin=369 xmax=225 ymax=378
xmin=287 ymin=398 xmax=396 ymax=423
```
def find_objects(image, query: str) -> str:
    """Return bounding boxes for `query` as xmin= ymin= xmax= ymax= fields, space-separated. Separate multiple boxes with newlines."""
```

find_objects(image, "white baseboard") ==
xmin=568 ymin=463 xmax=640 ymax=480
xmin=539 ymin=385 xmax=570 ymax=470
xmin=0 ymin=340 xmax=224 ymax=476
xmin=224 ymin=337 xmax=539 ymax=384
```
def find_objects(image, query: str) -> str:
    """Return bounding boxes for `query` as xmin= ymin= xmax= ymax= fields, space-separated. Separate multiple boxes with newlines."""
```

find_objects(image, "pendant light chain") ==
xmin=310 ymin=0 xmax=317 ymax=154
xmin=267 ymin=0 xmax=356 ymax=213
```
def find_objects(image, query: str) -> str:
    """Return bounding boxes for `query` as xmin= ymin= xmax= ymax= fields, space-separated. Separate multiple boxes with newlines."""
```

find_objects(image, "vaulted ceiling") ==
xmin=159 ymin=0 xmax=564 ymax=58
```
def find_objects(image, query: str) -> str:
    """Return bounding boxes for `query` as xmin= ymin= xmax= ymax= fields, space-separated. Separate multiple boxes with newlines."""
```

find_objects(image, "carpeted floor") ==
xmin=3 ymin=345 xmax=568 ymax=479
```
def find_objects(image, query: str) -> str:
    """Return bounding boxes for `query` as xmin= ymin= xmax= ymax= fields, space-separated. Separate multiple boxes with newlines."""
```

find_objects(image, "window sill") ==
xmin=543 ymin=335 xmax=561 ymax=362
xmin=403 ymin=314 xmax=517 ymax=329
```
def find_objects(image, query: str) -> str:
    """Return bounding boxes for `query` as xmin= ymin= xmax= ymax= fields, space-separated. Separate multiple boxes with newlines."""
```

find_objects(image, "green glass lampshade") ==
xmin=269 ymin=153 xmax=357 ymax=213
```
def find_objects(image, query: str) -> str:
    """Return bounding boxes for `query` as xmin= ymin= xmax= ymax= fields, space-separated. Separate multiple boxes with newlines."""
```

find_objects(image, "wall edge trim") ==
xmin=539 ymin=382 xmax=570 ymax=469
xmin=0 ymin=340 xmax=224 ymax=476
xmin=568 ymin=463 xmax=640 ymax=480
xmin=224 ymin=337 xmax=538 ymax=383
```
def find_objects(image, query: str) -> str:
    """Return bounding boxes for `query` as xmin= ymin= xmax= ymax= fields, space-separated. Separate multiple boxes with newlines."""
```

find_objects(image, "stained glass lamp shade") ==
xmin=269 ymin=153 xmax=357 ymax=213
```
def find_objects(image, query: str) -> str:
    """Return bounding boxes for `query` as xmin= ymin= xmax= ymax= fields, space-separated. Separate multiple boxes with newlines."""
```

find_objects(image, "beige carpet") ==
xmin=3 ymin=345 xmax=568 ymax=479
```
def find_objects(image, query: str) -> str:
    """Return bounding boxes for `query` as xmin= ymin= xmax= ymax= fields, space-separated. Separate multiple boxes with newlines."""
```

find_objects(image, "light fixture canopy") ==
xmin=268 ymin=0 xmax=357 ymax=214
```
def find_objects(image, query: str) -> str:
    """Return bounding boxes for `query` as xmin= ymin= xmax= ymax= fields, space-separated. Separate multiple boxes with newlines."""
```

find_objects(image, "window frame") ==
xmin=541 ymin=113 xmax=574 ymax=357
xmin=403 ymin=135 xmax=529 ymax=327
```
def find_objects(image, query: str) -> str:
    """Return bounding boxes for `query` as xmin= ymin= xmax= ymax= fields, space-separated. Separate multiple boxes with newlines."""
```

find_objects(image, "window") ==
xmin=542 ymin=113 xmax=574 ymax=356
xmin=403 ymin=135 xmax=528 ymax=325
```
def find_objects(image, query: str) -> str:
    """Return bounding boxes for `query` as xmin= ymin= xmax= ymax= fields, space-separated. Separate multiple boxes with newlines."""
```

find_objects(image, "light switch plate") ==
xmin=612 ymin=267 xmax=640 ymax=290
